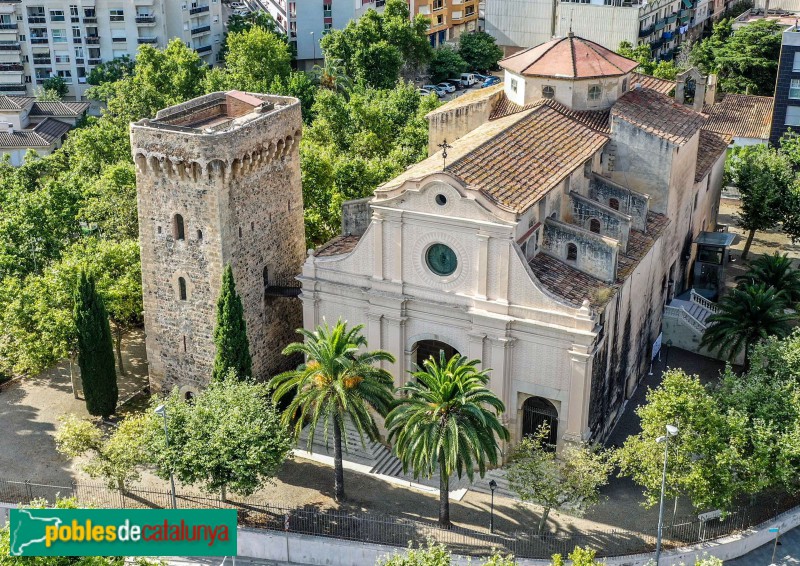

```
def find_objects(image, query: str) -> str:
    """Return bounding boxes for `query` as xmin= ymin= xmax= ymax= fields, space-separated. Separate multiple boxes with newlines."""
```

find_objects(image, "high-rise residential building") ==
xmin=485 ymin=0 xmax=736 ymax=60
xmin=408 ymin=0 xmax=480 ymax=47
xmin=0 ymin=0 xmax=224 ymax=100
xmin=263 ymin=0 xmax=480 ymax=68
xmin=263 ymin=0 xmax=387 ymax=68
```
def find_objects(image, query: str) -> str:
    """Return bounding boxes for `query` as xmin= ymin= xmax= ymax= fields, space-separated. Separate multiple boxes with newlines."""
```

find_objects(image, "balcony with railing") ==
xmin=85 ymin=36 xmax=100 ymax=44
xmin=189 ymin=4 xmax=209 ymax=15
xmin=88 ymin=57 xmax=101 ymax=65
xmin=83 ymin=16 xmax=97 ymax=23
xmin=0 ymin=82 xmax=25 ymax=92
xmin=639 ymin=23 xmax=655 ymax=37
xmin=0 ymin=23 xmax=17 ymax=31
xmin=0 ymin=41 xmax=19 ymax=50
xmin=195 ymin=44 xmax=212 ymax=53
xmin=0 ymin=62 xmax=22 ymax=71
xmin=136 ymin=15 xmax=156 ymax=24
xmin=30 ymin=36 xmax=48 ymax=44
xmin=191 ymin=25 xmax=210 ymax=35
xmin=27 ymin=16 xmax=45 ymax=24
xmin=137 ymin=36 xmax=157 ymax=44
xmin=32 ymin=56 xmax=50 ymax=64
xmin=666 ymin=12 xmax=677 ymax=23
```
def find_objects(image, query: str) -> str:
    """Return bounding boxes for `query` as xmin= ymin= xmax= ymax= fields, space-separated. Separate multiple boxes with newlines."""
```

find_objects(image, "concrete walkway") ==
xmin=726 ymin=525 xmax=800 ymax=565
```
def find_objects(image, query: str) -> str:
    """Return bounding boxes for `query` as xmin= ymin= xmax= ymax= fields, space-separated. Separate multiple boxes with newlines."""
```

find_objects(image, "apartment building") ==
xmin=485 ymin=0 xmax=718 ymax=59
xmin=408 ymin=0 xmax=480 ymax=46
xmin=262 ymin=0 xmax=385 ymax=67
xmin=0 ymin=0 xmax=224 ymax=100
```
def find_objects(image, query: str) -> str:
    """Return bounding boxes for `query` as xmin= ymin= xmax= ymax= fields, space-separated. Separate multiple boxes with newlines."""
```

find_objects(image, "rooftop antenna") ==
xmin=569 ymin=10 xmax=574 ymax=36
xmin=438 ymin=139 xmax=452 ymax=170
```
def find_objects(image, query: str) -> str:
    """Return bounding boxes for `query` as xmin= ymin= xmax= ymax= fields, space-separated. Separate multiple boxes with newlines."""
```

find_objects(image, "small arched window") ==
xmin=263 ymin=266 xmax=269 ymax=288
xmin=588 ymin=84 xmax=602 ymax=101
xmin=178 ymin=277 xmax=187 ymax=301
xmin=173 ymin=214 xmax=185 ymax=241
xmin=589 ymin=218 xmax=601 ymax=233
xmin=197 ymin=229 xmax=203 ymax=241
xmin=566 ymin=243 xmax=578 ymax=261
xmin=542 ymin=85 xmax=555 ymax=99
xmin=609 ymin=197 xmax=620 ymax=211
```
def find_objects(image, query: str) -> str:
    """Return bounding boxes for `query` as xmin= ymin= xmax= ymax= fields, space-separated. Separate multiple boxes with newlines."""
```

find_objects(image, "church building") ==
xmin=299 ymin=34 xmax=729 ymax=448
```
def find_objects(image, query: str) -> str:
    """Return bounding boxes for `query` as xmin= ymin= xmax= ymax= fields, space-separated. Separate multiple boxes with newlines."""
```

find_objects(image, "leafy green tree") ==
xmin=458 ymin=31 xmax=504 ymax=72
xmin=378 ymin=540 xmax=514 ymax=565
xmin=690 ymin=18 xmax=780 ymax=95
xmin=271 ymin=320 xmax=395 ymax=502
xmin=429 ymin=46 xmax=468 ymax=84
xmin=79 ymin=162 xmax=138 ymax=241
xmin=506 ymin=426 xmax=612 ymax=534
xmin=222 ymin=9 xmax=285 ymax=60
xmin=385 ymin=353 xmax=509 ymax=527
xmin=310 ymin=58 xmax=352 ymax=97
xmin=616 ymin=370 xmax=757 ymax=511
xmin=725 ymin=144 xmax=793 ymax=259
xmin=55 ymin=413 xmax=149 ymax=491
xmin=207 ymin=27 xmax=291 ymax=93
xmin=34 ymin=87 xmax=64 ymax=101
xmin=269 ymin=71 xmax=318 ymax=123
xmin=88 ymin=56 xmax=136 ymax=86
xmin=320 ymin=0 xmax=431 ymax=88
xmin=550 ymin=547 xmax=603 ymax=566
xmin=735 ymin=252 xmax=800 ymax=305
xmin=42 ymin=76 xmax=68 ymax=98
xmin=212 ymin=264 xmax=252 ymax=381
xmin=701 ymin=283 xmax=795 ymax=366
xmin=74 ymin=270 xmax=118 ymax=419
xmin=617 ymin=41 xmax=680 ymax=80
xmin=148 ymin=375 xmax=292 ymax=499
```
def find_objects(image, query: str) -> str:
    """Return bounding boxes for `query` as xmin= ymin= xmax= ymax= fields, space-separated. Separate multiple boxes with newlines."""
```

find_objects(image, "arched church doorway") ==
xmin=415 ymin=340 xmax=459 ymax=368
xmin=521 ymin=396 xmax=559 ymax=447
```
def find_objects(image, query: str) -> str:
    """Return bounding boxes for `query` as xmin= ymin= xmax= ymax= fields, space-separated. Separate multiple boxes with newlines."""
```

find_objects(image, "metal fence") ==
xmin=1 ymin=478 xmax=798 ymax=559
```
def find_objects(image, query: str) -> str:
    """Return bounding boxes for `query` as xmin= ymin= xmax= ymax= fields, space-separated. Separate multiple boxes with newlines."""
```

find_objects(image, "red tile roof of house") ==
xmin=499 ymin=34 xmax=639 ymax=79
xmin=629 ymin=72 xmax=676 ymax=95
xmin=612 ymin=87 xmax=706 ymax=145
xmin=488 ymin=94 xmax=611 ymax=133
xmin=447 ymin=103 xmax=609 ymax=212
xmin=703 ymin=94 xmax=773 ymax=140
xmin=695 ymin=130 xmax=731 ymax=183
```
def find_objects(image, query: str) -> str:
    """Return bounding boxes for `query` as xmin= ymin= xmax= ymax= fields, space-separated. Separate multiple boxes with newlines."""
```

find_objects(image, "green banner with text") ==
xmin=9 ymin=509 xmax=237 ymax=557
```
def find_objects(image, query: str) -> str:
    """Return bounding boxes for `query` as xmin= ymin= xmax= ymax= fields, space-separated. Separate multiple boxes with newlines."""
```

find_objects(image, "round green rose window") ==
xmin=426 ymin=243 xmax=458 ymax=277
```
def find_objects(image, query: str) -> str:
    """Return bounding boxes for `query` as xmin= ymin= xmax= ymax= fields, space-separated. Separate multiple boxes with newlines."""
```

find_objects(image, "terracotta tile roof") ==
xmin=630 ymin=72 xmax=676 ymax=95
xmin=499 ymin=34 xmax=638 ymax=79
xmin=0 ymin=96 xmax=34 ymax=110
xmin=612 ymin=87 xmax=706 ymax=145
xmin=489 ymin=94 xmax=611 ymax=133
xmin=703 ymin=94 xmax=773 ymax=140
xmin=315 ymin=234 xmax=362 ymax=257
xmin=695 ymin=130 xmax=730 ymax=183
xmin=30 ymin=100 xmax=89 ymax=117
xmin=529 ymin=211 xmax=669 ymax=308
xmin=0 ymin=117 xmax=71 ymax=148
xmin=447 ymin=104 xmax=609 ymax=212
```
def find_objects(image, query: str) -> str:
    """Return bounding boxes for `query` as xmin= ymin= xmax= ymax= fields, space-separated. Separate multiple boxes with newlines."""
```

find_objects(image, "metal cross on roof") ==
xmin=437 ymin=139 xmax=452 ymax=170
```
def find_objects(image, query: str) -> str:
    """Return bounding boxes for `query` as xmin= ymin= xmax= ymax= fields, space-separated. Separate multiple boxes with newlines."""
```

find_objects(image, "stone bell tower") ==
xmin=131 ymin=91 xmax=306 ymax=394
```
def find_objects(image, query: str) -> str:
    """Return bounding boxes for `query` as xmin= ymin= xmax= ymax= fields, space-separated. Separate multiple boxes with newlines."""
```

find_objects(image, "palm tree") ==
xmin=271 ymin=320 xmax=395 ymax=502
xmin=700 ymin=283 xmax=795 ymax=367
xmin=309 ymin=57 xmax=352 ymax=97
xmin=385 ymin=353 xmax=509 ymax=527
xmin=736 ymin=252 xmax=800 ymax=305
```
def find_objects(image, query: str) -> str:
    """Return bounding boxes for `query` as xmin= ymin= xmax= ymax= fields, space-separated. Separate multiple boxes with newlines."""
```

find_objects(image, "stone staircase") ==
xmin=666 ymin=289 xmax=719 ymax=329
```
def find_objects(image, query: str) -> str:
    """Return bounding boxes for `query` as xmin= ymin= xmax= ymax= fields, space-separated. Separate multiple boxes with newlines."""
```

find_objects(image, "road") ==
xmin=726 ymin=525 xmax=800 ymax=565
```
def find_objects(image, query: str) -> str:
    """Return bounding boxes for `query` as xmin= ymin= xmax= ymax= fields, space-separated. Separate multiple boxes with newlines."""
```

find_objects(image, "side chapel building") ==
xmin=299 ymin=35 xmax=729 ymax=449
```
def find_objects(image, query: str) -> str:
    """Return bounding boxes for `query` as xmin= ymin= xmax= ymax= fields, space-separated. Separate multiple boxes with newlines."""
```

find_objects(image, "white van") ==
xmin=460 ymin=73 xmax=477 ymax=87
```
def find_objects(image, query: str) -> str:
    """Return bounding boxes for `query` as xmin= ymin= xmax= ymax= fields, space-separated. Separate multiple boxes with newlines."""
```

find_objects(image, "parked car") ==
xmin=417 ymin=88 xmax=433 ymax=96
xmin=437 ymin=82 xmax=456 ymax=93
xmin=423 ymin=84 xmax=447 ymax=97
xmin=230 ymin=1 xmax=247 ymax=8
xmin=460 ymin=73 xmax=477 ymax=87
xmin=232 ymin=9 xmax=250 ymax=16
xmin=481 ymin=76 xmax=501 ymax=88
xmin=472 ymin=73 xmax=490 ymax=83
xmin=446 ymin=78 xmax=464 ymax=89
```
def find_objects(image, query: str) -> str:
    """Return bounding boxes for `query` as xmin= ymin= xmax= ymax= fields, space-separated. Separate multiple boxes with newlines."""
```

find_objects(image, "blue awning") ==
xmin=682 ymin=0 xmax=693 ymax=9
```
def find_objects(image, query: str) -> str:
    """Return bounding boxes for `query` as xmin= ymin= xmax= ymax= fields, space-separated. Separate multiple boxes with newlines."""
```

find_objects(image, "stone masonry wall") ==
xmin=132 ymin=95 xmax=305 ymax=392
xmin=569 ymin=191 xmax=632 ymax=251
xmin=541 ymin=218 xmax=618 ymax=283
xmin=589 ymin=175 xmax=649 ymax=231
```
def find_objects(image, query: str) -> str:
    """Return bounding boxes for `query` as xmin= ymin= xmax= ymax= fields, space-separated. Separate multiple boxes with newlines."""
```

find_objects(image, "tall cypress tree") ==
xmin=74 ymin=270 xmax=118 ymax=419
xmin=212 ymin=264 xmax=252 ymax=381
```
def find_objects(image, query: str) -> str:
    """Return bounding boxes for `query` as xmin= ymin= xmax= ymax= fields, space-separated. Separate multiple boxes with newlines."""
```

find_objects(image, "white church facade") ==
xmin=299 ymin=35 xmax=729 ymax=449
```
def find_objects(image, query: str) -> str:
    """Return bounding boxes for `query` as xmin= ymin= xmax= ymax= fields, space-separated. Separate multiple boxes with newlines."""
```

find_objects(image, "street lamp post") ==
xmin=310 ymin=31 xmax=316 ymax=63
xmin=154 ymin=404 xmax=178 ymax=509
xmin=655 ymin=424 xmax=678 ymax=565
xmin=488 ymin=480 xmax=497 ymax=534
xmin=665 ymin=339 xmax=673 ymax=368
